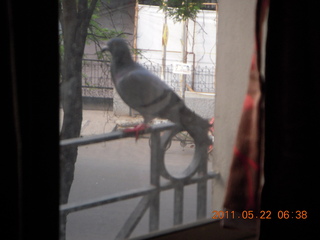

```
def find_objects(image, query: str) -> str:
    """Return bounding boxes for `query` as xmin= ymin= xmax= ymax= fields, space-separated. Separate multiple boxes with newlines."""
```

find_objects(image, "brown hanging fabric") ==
xmin=222 ymin=0 xmax=269 ymax=231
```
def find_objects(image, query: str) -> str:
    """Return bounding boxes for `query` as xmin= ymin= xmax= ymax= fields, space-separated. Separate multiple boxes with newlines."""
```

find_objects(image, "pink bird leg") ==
xmin=208 ymin=117 xmax=215 ymax=153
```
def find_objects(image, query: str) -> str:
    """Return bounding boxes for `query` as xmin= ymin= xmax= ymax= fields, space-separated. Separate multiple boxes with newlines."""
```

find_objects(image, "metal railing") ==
xmin=142 ymin=63 xmax=215 ymax=93
xmin=60 ymin=123 xmax=219 ymax=240
xmin=82 ymin=59 xmax=113 ymax=98
xmin=81 ymin=59 xmax=215 ymax=99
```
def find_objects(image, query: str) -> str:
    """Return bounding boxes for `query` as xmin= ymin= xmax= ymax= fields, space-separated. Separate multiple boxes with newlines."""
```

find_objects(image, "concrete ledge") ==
xmin=82 ymin=97 xmax=113 ymax=111
xmin=185 ymin=91 xmax=215 ymax=119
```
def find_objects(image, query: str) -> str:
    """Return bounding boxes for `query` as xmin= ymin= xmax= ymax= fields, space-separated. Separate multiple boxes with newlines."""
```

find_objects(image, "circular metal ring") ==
xmin=158 ymin=127 xmax=208 ymax=182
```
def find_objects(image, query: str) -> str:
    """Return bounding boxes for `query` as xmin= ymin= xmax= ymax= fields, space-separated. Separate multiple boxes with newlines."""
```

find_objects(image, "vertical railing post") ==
xmin=149 ymin=131 xmax=161 ymax=232
xmin=197 ymin=148 xmax=208 ymax=219
xmin=173 ymin=182 xmax=184 ymax=225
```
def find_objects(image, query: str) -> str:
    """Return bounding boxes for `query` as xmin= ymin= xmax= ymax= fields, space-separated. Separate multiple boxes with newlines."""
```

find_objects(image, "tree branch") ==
xmin=88 ymin=0 xmax=99 ymax=17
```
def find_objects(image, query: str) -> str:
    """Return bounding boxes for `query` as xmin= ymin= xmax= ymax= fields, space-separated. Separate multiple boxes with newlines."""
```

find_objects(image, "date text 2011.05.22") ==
xmin=212 ymin=210 xmax=308 ymax=220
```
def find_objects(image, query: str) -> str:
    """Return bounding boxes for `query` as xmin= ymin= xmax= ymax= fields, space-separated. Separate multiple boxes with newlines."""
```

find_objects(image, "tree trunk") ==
xmin=59 ymin=1 xmax=98 ymax=239
xmin=59 ymin=22 xmax=85 ymax=240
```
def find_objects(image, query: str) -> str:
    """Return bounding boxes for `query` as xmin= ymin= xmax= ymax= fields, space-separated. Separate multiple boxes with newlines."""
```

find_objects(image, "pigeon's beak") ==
xmin=101 ymin=46 xmax=109 ymax=52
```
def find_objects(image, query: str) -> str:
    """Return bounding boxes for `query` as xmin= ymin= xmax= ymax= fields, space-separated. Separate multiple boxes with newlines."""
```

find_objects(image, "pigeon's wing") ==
xmin=115 ymin=66 xmax=181 ymax=121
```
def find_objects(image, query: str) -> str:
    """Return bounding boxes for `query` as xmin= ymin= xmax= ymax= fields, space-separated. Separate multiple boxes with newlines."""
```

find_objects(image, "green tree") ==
xmin=155 ymin=0 xmax=204 ymax=22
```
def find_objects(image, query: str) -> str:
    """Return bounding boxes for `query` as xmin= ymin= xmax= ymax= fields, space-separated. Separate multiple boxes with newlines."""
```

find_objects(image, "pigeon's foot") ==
xmin=123 ymin=123 xmax=149 ymax=141
xmin=207 ymin=117 xmax=215 ymax=153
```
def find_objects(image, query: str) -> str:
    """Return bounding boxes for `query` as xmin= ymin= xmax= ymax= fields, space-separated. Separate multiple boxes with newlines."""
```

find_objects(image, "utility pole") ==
xmin=161 ymin=0 xmax=168 ymax=81
xmin=180 ymin=18 xmax=188 ymax=100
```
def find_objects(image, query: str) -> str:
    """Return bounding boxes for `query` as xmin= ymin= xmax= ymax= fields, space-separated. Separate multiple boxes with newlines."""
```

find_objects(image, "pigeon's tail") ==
xmin=178 ymin=106 xmax=212 ymax=147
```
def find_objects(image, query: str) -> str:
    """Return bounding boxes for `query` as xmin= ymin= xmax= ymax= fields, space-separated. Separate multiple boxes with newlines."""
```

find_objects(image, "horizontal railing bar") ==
xmin=60 ymin=171 xmax=219 ymax=214
xmin=83 ymin=58 xmax=110 ymax=63
xmin=60 ymin=122 xmax=176 ymax=147
xmin=60 ymin=186 xmax=155 ymax=214
xmin=82 ymin=86 xmax=113 ymax=90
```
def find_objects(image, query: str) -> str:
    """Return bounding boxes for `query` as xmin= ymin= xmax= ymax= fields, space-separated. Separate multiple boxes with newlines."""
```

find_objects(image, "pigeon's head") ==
xmin=103 ymin=38 xmax=131 ymax=59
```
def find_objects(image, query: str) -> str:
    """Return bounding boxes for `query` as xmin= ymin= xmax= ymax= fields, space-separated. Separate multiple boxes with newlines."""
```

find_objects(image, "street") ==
xmin=64 ymin=110 xmax=213 ymax=240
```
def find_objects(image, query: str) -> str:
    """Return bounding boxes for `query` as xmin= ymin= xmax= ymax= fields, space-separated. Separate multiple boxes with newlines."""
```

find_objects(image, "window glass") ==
xmin=60 ymin=1 xmax=217 ymax=239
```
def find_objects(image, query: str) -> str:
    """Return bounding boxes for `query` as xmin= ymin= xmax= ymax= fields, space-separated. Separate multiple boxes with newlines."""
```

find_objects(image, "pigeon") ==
xmin=103 ymin=38 xmax=211 ymax=147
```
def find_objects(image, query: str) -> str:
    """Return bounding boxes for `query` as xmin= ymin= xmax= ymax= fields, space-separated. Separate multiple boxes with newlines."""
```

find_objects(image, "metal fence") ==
xmin=142 ymin=63 xmax=216 ymax=93
xmin=82 ymin=59 xmax=113 ymax=98
xmin=60 ymin=123 xmax=218 ymax=240
xmin=81 ymin=59 xmax=215 ymax=99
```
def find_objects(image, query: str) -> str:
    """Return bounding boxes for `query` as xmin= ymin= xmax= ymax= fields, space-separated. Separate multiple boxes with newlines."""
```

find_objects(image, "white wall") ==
xmin=211 ymin=0 xmax=256 ymax=211
xmin=136 ymin=4 xmax=217 ymax=67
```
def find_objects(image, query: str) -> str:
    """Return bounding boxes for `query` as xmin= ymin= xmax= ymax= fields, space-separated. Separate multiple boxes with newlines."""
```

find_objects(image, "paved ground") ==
xmin=64 ymin=110 xmax=214 ymax=240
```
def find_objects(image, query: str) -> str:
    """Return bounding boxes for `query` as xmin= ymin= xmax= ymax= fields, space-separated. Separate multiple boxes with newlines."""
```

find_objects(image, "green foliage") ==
xmin=87 ymin=16 xmax=123 ymax=59
xmin=87 ymin=13 xmax=121 ymax=43
xmin=153 ymin=0 xmax=204 ymax=22
xmin=59 ymin=0 xmax=123 ymax=61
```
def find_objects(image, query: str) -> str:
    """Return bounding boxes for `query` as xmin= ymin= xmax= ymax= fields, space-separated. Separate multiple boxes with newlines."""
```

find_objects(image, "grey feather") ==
xmin=106 ymin=38 xmax=211 ymax=146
